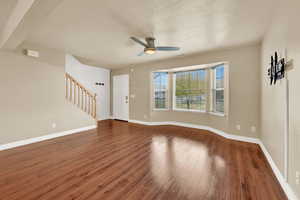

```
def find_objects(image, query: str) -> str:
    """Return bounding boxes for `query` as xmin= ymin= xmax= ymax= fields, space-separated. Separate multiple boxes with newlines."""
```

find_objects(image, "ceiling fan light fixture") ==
xmin=144 ymin=48 xmax=156 ymax=55
xmin=130 ymin=36 xmax=180 ymax=56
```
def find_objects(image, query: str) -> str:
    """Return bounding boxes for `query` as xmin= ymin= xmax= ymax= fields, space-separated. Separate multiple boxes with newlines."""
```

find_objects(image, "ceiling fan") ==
xmin=130 ymin=37 xmax=180 ymax=56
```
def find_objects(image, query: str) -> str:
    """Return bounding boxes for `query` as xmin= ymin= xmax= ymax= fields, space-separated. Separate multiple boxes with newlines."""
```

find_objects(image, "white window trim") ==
xmin=151 ymin=63 xmax=228 ymax=117
xmin=152 ymin=72 xmax=170 ymax=111
xmin=209 ymin=111 xmax=225 ymax=117
xmin=211 ymin=65 xmax=226 ymax=115
xmin=172 ymin=73 xmax=176 ymax=111
xmin=174 ymin=108 xmax=206 ymax=113
xmin=153 ymin=108 xmax=169 ymax=111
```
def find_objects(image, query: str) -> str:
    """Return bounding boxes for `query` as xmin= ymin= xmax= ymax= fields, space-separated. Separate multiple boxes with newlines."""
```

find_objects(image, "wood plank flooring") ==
xmin=0 ymin=120 xmax=287 ymax=200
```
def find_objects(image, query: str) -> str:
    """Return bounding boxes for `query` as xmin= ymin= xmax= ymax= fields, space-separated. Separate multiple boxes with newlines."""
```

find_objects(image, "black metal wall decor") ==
xmin=268 ymin=51 xmax=285 ymax=85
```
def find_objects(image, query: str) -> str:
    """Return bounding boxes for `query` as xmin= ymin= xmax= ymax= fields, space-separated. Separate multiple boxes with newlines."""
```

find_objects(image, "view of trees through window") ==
xmin=153 ymin=72 xmax=168 ymax=109
xmin=213 ymin=65 xmax=224 ymax=113
xmin=152 ymin=64 xmax=225 ymax=114
xmin=175 ymin=69 xmax=207 ymax=111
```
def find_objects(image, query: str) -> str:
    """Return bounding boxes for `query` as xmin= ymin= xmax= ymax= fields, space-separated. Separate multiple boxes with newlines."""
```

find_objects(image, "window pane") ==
xmin=153 ymin=72 xmax=168 ymax=109
xmin=215 ymin=65 xmax=224 ymax=89
xmin=215 ymin=90 xmax=224 ymax=113
xmin=175 ymin=69 xmax=207 ymax=111
xmin=154 ymin=72 xmax=168 ymax=90
xmin=155 ymin=91 xmax=167 ymax=108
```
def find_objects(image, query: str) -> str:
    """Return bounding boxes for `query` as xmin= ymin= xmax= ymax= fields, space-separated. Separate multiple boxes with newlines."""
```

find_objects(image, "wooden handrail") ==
xmin=65 ymin=73 xmax=97 ymax=119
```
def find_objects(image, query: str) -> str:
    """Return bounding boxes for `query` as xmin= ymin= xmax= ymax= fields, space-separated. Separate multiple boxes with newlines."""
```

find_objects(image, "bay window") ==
xmin=152 ymin=62 xmax=227 ymax=116
xmin=212 ymin=65 xmax=225 ymax=114
xmin=153 ymin=72 xmax=169 ymax=109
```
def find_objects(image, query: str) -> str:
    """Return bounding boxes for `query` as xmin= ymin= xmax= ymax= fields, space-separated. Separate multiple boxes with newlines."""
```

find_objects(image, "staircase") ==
xmin=65 ymin=73 xmax=97 ymax=119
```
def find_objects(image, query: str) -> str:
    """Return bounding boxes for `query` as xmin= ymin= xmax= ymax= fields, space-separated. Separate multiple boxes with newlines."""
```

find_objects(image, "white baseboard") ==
xmin=128 ymin=119 xmax=298 ymax=200
xmin=258 ymin=141 xmax=298 ymax=200
xmin=0 ymin=125 xmax=97 ymax=151
xmin=129 ymin=120 xmax=260 ymax=143
xmin=98 ymin=116 xmax=113 ymax=121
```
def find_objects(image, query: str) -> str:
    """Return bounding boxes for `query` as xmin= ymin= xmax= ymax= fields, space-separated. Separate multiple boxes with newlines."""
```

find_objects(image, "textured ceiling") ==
xmin=25 ymin=0 xmax=273 ymax=69
xmin=0 ymin=0 xmax=17 ymax=31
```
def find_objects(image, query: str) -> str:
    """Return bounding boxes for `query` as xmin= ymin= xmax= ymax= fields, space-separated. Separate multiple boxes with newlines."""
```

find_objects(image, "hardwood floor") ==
xmin=0 ymin=120 xmax=287 ymax=200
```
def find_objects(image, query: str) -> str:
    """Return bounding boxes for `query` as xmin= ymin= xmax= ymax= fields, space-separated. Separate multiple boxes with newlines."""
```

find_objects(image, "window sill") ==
xmin=152 ymin=108 xmax=226 ymax=117
xmin=173 ymin=108 xmax=206 ymax=113
xmin=209 ymin=112 xmax=225 ymax=117
xmin=153 ymin=108 xmax=169 ymax=111
xmin=172 ymin=109 xmax=226 ymax=117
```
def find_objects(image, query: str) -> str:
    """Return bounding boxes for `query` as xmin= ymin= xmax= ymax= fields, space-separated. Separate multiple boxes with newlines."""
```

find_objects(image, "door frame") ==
xmin=113 ymin=74 xmax=129 ymax=121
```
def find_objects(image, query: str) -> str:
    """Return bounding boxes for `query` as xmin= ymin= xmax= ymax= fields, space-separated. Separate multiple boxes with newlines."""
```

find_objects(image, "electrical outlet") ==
xmin=236 ymin=125 xmax=241 ymax=130
xmin=143 ymin=115 xmax=148 ymax=119
xmin=52 ymin=123 xmax=57 ymax=129
xmin=296 ymin=179 xmax=300 ymax=185
xmin=251 ymin=126 xmax=256 ymax=133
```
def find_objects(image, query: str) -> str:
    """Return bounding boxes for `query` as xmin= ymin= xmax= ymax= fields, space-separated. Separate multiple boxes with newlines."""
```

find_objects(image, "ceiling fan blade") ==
xmin=156 ymin=46 xmax=180 ymax=51
xmin=137 ymin=51 xmax=145 ymax=56
xmin=130 ymin=37 xmax=148 ymax=48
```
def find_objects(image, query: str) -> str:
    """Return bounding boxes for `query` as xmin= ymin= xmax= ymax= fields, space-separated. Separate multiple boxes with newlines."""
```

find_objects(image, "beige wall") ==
xmin=112 ymin=44 xmax=261 ymax=138
xmin=261 ymin=0 xmax=300 ymax=197
xmin=0 ymin=48 xmax=95 ymax=145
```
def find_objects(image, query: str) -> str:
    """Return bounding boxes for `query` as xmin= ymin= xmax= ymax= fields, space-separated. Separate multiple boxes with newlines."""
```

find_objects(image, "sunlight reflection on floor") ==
xmin=150 ymin=135 xmax=226 ymax=199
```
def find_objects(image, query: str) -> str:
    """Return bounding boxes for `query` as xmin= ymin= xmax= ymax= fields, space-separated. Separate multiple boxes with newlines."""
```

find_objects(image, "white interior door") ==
xmin=113 ymin=74 xmax=129 ymax=121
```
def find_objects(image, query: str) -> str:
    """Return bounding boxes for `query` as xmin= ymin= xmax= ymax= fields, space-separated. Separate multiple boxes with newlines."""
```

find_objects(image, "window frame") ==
xmin=151 ymin=62 xmax=228 ymax=117
xmin=151 ymin=71 xmax=170 ymax=111
xmin=172 ymin=70 xmax=208 ymax=113
xmin=210 ymin=64 xmax=226 ymax=116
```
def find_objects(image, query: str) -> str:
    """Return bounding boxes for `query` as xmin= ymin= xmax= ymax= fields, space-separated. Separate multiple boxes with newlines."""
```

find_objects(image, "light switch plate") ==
xmin=25 ymin=49 xmax=39 ymax=58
